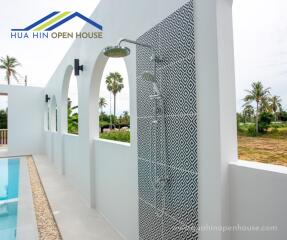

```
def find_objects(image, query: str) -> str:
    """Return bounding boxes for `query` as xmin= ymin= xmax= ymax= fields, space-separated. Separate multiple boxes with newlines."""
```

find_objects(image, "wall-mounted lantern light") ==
xmin=74 ymin=59 xmax=83 ymax=76
xmin=45 ymin=94 xmax=51 ymax=103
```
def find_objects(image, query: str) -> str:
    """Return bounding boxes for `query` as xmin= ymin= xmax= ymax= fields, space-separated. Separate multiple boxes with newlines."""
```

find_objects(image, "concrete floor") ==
xmin=33 ymin=154 xmax=123 ymax=240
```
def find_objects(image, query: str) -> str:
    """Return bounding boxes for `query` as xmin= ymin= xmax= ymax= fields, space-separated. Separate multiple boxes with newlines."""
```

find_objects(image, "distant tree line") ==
xmin=237 ymin=81 xmax=287 ymax=134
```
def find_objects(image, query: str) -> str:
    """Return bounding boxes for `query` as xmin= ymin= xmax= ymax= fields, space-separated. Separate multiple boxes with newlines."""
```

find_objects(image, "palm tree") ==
xmin=259 ymin=97 xmax=271 ymax=113
xmin=99 ymin=97 xmax=107 ymax=113
xmin=269 ymin=95 xmax=282 ymax=121
xmin=105 ymin=72 xmax=124 ymax=116
xmin=67 ymin=98 xmax=78 ymax=134
xmin=0 ymin=56 xmax=21 ymax=85
xmin=243 ymin=81 xmax=270 ymax=133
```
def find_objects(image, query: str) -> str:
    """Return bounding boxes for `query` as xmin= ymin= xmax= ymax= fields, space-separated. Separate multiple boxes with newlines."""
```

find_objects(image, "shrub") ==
xmin=99 ymin=130 xmax=130 ymax=143
xmin=278 ymin=111 xmax=287 ymax=122
xmin=270 ymin=122 xmax=287 ymax=128
xmin=258 ymin=112 xmax=273 ymax=133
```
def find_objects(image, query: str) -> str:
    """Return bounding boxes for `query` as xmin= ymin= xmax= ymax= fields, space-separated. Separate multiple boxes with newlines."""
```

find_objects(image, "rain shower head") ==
xmin=103 ymin=45 xmax=130 ymax=58
xmin=103 ymin=38 xmax=154 ymax=59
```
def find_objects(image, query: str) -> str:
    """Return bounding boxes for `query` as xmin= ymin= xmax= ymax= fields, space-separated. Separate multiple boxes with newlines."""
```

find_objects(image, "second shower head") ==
xmin=141 ymin=71 xmax=161 ymax=97
xmin=141 ymin=71 xmax=155 ymax=82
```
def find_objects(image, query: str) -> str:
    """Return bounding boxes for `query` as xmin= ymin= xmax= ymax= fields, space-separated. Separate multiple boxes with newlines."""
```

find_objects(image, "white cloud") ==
xmin=233 ymin=0 xmax=287 ymax=111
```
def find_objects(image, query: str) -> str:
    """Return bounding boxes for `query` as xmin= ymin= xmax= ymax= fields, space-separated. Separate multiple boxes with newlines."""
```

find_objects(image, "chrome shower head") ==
xmin=103 ymin=45 xmax=131 ymax=58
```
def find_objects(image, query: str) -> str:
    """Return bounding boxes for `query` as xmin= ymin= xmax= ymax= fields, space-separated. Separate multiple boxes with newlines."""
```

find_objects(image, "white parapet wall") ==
xmin=230 ymin=160 xmax=287 ymax=240
xmin=0 ymin=85 xmax=45 ymax=156
xmin=94 ymin=138 xmax=138 ymax=239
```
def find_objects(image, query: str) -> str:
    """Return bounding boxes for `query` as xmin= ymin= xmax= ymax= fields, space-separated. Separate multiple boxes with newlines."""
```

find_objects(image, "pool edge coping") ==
xmin=16 ymin=156 xmax=38 ymax=240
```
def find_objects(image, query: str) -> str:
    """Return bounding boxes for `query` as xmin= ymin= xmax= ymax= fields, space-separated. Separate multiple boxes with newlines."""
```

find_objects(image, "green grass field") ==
xmin=238 ymin=123 xmax=287 ymax=166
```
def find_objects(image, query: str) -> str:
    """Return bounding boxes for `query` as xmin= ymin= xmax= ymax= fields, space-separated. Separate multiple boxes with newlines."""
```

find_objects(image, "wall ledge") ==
xmin=94 ymin=138 xmax=131 ymax=147
xmin=63 ymin=133 xmax=79 ymax=138
xmin=230 ymin=160 xmax=287 ymax=174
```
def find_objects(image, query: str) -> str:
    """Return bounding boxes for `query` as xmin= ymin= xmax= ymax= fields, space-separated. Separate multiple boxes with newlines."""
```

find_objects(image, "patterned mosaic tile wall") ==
xmin=136 ymin=1 xmax=198 ymax=239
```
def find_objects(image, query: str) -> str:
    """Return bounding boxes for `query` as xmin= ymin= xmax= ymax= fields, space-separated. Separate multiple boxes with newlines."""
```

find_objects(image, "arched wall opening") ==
xmin=61 ymin=65 xmax=80 ymax=135
xmin=47 ymin=105 xmax=51 ymax=131
xmin=67 ymin=74 xmax=79 ymax=135
xmin=50 ymin=95 xmax=58 ymax=132
xmin=89 ymin=53 xmax=131 ymax=143
xmin=44 ymin=102 xmax=49 ymax=131
xmin=98 ymin=58 xmax=130 ymax=142
xmin=88 ymin=48 xmax=137 ymax=239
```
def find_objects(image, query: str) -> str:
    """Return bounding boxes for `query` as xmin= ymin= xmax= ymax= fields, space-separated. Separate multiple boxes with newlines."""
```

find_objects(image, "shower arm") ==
xmin=118 ymin=38 xmax=162 ymax=63
xmin=118 ymin=38 xmax=162 ymax=96
xmin=118 ymin=38 xmax=153 ymax=50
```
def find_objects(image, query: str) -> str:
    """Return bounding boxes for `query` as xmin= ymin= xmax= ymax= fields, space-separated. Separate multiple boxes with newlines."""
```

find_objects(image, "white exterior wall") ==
xmin=0 ymin=85 xmax=45 ymax=156
xmin=42 ymin=0 xmax=287 ymax=240
xmin=94 ymin=139 xmax=137 ymax=239
xmin=230 ymin=161 xmax=287 ymax=240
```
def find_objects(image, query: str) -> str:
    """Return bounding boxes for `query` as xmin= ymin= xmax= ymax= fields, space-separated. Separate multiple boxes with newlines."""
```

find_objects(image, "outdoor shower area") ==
xmin=136 ymin=2 xmax=198 ymax=238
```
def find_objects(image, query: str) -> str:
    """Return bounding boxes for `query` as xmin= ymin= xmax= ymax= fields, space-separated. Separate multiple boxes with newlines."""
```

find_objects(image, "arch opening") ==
xmin=50 ymin=95 xmax=58 ymax=132
xmin=98 ymin=58 xmax=130 ymax=143
xmin=89 ymin=52 xmax=132 ymax=144
xmin=61 ymin=65 xmax=79 ymax=135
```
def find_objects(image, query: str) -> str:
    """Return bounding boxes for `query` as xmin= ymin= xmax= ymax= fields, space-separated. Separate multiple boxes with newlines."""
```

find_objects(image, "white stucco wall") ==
xmin=42 ymin=0 xmax=287 ymax=240
xmin=0 ymin=85 xmax=45 ymax=156
xmin=230 ymin=161 xmax=287 ymax=240
xmin=94 ymin=139 xmax=137 ymax=239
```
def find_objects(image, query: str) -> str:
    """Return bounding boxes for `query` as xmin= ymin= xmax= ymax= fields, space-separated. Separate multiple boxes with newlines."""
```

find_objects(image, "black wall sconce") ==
xmin=74 ymin=59 xmax=83 ymax=76
xmin=45 ymin=94 xmax=51 ymax=103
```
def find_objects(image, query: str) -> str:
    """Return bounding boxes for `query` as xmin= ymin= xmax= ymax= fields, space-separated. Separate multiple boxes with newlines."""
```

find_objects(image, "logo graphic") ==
xmin=12 ymin=11 xmax=103 ymax=31
xmin=10 ymin=12 xmax=103 ymax=40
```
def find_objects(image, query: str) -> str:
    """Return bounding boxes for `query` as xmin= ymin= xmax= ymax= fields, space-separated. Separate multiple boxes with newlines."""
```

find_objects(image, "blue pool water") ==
xmin=0 ymin=158 xmax=20 ymax=240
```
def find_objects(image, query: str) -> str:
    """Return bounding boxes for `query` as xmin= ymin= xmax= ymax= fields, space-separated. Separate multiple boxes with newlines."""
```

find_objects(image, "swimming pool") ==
xmin=0 ymin=158 xmax=20 ymax=240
